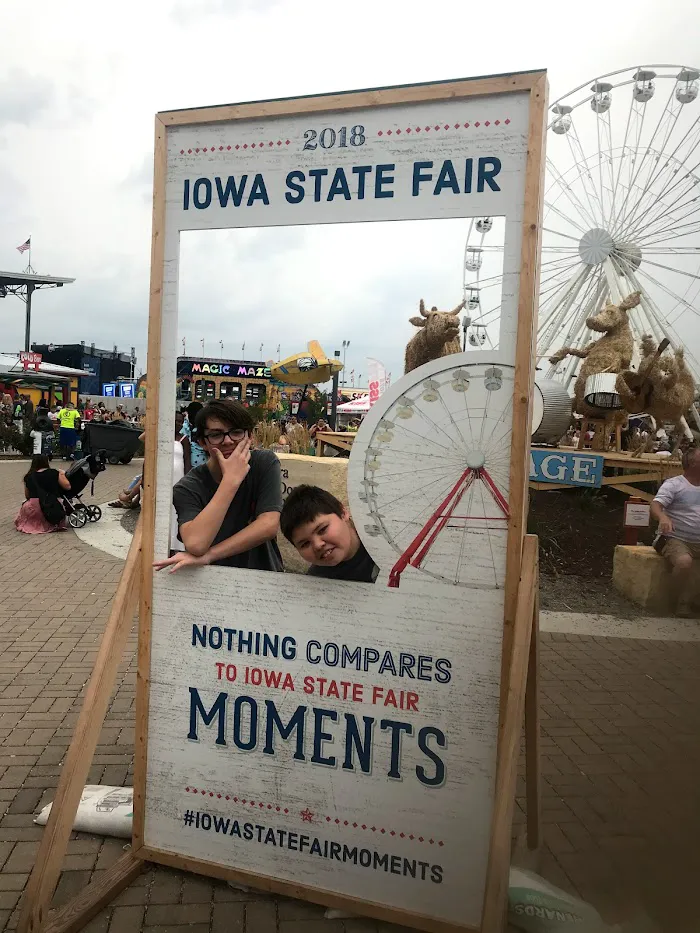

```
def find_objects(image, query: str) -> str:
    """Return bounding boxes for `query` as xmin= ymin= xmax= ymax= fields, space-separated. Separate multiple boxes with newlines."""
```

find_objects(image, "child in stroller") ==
xmin=62 ymin=450 xmax=108 ymax=528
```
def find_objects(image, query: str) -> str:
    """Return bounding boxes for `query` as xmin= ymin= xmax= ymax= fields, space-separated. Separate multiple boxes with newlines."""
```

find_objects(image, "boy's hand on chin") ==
xmin=215 ymin=438 xmax=251 ymax=489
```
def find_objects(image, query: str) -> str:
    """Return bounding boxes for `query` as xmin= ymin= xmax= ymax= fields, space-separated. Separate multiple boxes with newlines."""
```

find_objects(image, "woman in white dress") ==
xmin=171 ymin=411 xmax=191 ymax=551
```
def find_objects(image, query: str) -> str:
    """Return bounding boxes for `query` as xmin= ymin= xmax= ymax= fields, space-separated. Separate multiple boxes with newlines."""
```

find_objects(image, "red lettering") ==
xmin=215 ymin=662 xmax=225 ymax=680
xmin=353 ymin=683 xmax=364 ymax=702
xmin=264 ymin=669 xmax=281 ymax=688
xmin=406 ymin=691 xmax=419 ymax=711
xmin=250 ymin=668 xmax=262 ymax=686
xmin=327 ymin=680 xmax=340 ymax=699
xmin=303 ymin=676 xmax=315 ymax=694
xmin=384 ymin=689 xmax=397 ymax=708
xmin=282 ymin=673 xmax=295 ymax=691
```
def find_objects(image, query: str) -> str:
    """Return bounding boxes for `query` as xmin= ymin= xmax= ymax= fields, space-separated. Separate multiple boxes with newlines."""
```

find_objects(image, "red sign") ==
xmin=368 ymin=379 xmax=381 ymax=406
xmin=19 ymin=351 xmax=42 ymax=372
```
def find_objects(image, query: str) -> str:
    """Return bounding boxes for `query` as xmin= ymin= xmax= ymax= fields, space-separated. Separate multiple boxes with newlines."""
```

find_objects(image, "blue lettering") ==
xmin=306 ymin=640 xmax=322 ymax=664
xmin=188 ymin=687 xmax=227 ymax=746
xmin=477 ymin=157 xmax=501 ymax=192
xmin=464 ymin=158 xmax=473 ymax=193
xmin=216 ymin=175 xmax=248 ymax=207
xmin=380 ymin=719 xmax=413 ymax=779
xmin=342 ymin=713 xmax=373 ymax=773
xmin=247 ymin=173 xmax=269 ymax=206
xmin=434 ymin=658 xmax=452 ymax=684
xmin=191 ymin=624 xmax=206 ymax=648
xmin=412 ymin=161 xmax=433 ymax=196
xmin=352 ymin=165 xmax=372 ymax=199
xmin=285 ymin=170 xmax=305 ymax=204
xmin=233 ymin=695 xmax=257 ymax=750
xmin=433 ymin=159 xmax=460 ymax=195
xmin=327 ymin=167 xmax=351 ymax=201
xmin=311 ymin=707 xmax=338 ymax=766
xmin=183 ymin=178 xmax=190 ymax=210
xmin=375 ymin=164 xmax=395 ymax=199
xmin=193 ymin=178 xmax=212 ymax=209
xmin=263 ymin=701 xmax=306 ymax=761
xmin=416 ymin=726 xmax=446 ymax=787
xmin=308 ymin=168 xmax=328 ymax=202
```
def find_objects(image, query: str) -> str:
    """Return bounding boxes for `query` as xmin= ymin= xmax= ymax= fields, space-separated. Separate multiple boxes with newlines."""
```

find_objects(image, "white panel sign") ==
xmin=141 ymin=75 xmax=544 ymax=931
xmin=167 ymin=95 xmax=529 ymax=230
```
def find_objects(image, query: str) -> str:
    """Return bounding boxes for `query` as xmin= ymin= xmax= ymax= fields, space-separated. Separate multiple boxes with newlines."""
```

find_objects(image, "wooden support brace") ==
xmin=42 ymin=853 xmax=143 ymax=933
xmin=17 ymin=525 xmax=142 ymax=933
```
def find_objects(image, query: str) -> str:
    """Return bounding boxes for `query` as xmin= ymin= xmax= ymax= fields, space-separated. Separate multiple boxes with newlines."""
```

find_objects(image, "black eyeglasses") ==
xmin=204 ymin=429 xmax=247 ymax=446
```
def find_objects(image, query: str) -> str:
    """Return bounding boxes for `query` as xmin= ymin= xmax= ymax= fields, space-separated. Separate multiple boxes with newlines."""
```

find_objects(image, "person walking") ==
xmin=651 ymin=447 xmax=700 ymax=616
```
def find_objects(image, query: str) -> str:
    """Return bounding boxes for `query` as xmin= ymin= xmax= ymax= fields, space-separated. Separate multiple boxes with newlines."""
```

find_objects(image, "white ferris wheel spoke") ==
xmin=546 ymin=158 xmax=598 ymax=230
xmin=611 ymin=80 xmax=675 ymax=232
xmin=619 ymin=107 xmax=700 ymax=239
xmin=565 ymin=122 xmax=605 ymax=226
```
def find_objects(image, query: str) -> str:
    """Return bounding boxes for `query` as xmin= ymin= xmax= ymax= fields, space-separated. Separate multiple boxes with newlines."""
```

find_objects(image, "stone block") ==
xmin=612 ymin=545 xmax=700 ymax=612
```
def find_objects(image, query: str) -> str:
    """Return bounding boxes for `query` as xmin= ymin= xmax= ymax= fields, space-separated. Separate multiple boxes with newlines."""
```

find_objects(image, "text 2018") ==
xmin=302 ymin=126 xmax=366 ymax=150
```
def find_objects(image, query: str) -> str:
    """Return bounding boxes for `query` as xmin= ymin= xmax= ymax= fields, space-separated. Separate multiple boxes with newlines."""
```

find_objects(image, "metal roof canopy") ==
xmin=0 ymin=271 xmax=75 ymax=288
xmin=0 ymin=270 xmax=76 ymax=352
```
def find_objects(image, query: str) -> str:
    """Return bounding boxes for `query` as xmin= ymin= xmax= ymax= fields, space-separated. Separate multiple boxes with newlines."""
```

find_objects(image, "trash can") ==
xmin=83 ymin=421 xmax=142 ymax=464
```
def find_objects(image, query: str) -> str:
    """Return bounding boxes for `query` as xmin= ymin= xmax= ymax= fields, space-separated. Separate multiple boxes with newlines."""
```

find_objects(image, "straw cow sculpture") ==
xmin=548 ymin=291 xmax=642 ymax=418
xmin=405 ymin=299 xmax=466 ymax=374
xmin=616 ymin=334 xmax=695 ymax=453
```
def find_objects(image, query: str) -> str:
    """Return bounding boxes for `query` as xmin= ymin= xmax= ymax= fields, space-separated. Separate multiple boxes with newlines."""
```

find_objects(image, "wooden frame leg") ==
xmin=524 ymin=580 xmax=541 ymax=851
xmin=18 ymin=526 xmax=142 ymax=933
xmin=481 ymin=535 xmax=538 ymax=932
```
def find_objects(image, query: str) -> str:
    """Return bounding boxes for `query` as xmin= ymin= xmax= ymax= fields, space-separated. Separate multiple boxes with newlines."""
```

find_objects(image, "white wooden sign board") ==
xmin=136 ymin=72 xmax=546 ymax=933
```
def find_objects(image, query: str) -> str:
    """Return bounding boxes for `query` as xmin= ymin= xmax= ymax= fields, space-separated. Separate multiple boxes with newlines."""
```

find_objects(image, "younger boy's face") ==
xmin=291 ymin=510 xmax=355 ymax=567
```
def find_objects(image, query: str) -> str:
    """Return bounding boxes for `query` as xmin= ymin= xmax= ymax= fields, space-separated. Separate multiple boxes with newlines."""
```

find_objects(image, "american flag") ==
xmin=16 ymin=238 xmax=30 ymax=254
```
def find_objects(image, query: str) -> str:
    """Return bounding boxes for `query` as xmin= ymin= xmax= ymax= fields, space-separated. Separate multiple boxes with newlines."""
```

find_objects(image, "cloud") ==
xmin=0 ymin=69 xmax=53 ymax=126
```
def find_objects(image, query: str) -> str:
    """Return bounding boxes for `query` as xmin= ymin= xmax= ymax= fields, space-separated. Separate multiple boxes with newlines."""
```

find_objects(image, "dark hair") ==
xmin=194 ymin=399 xmax=254 ymax=440
xmin=24 ymin=454 xmax=50 ymax=482
xmin=280 ymin=485 xmax=344 ymax=542
xmin=186 ymin=401 xmax=203 ymax=419
xmin=682 ymin=446 xmax=700 ymax=469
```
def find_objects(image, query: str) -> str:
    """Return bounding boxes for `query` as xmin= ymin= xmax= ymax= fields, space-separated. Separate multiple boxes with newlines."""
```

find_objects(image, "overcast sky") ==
xmin=1 ymin=0 xmax=698 ymax=384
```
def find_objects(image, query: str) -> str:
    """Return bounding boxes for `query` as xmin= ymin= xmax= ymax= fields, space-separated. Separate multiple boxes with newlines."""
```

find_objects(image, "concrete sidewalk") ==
xmin=1 ymin=460 xmax=699 ymax=932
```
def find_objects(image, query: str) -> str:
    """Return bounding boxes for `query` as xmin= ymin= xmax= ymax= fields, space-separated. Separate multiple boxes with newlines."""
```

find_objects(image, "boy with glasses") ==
xmin=154 ymin=399 xmax=283 ymax=573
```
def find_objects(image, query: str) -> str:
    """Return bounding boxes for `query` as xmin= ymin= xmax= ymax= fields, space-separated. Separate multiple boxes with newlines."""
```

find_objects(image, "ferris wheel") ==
xmin=462 ymin=64 xmax=700 ymax=422
xmin=348 ymin=355 xmax=524 ymax=591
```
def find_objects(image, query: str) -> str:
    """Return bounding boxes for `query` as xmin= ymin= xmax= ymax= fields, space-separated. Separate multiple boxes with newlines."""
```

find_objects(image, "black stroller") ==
xmin=62 ymin=450 xmax=108 ymax=528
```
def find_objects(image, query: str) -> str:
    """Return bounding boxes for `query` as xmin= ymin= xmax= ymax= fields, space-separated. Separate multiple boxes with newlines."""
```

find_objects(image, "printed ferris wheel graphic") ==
xmin=351 ymin=357 xmax=515 ymax=590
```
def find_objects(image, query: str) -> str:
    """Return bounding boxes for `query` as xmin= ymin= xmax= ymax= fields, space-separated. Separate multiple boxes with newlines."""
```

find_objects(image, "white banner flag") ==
xmin=367 ymin=358 xmax=388 ymax=406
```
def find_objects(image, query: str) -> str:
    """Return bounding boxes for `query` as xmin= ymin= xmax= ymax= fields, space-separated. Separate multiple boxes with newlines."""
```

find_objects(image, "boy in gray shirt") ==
xmin=154 ymin=400 xmax=283 ymax=573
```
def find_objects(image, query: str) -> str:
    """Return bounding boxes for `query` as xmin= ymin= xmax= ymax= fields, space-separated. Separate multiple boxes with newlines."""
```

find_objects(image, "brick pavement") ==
xmin=1 ymin=458 xmax=699 ymax=932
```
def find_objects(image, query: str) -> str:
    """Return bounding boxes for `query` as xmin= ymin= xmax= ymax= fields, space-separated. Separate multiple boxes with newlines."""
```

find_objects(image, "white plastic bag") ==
xmin=509 ymin=867 xmax=607 ymax=932
xmin=35 ymin=785 xmax=133 ymax=839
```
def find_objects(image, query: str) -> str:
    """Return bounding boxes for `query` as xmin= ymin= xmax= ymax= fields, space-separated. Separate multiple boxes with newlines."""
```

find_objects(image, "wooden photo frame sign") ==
xmin=135 ymin=71 xmax=546 ymax=933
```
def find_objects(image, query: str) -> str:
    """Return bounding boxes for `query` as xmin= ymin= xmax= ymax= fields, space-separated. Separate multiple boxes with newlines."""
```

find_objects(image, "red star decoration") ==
xmin=300 ymin=808 xmax=314 ymax=822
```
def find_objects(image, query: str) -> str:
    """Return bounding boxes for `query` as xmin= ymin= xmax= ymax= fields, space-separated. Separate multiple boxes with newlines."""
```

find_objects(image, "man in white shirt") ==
xmin=651 ymin=447 xmax=700 ymax=616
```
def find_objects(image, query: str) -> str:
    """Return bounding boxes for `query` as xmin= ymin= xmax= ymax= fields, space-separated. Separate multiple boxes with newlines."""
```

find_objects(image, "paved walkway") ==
xmin=1 ymin=460 xmax=699 ymax=932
